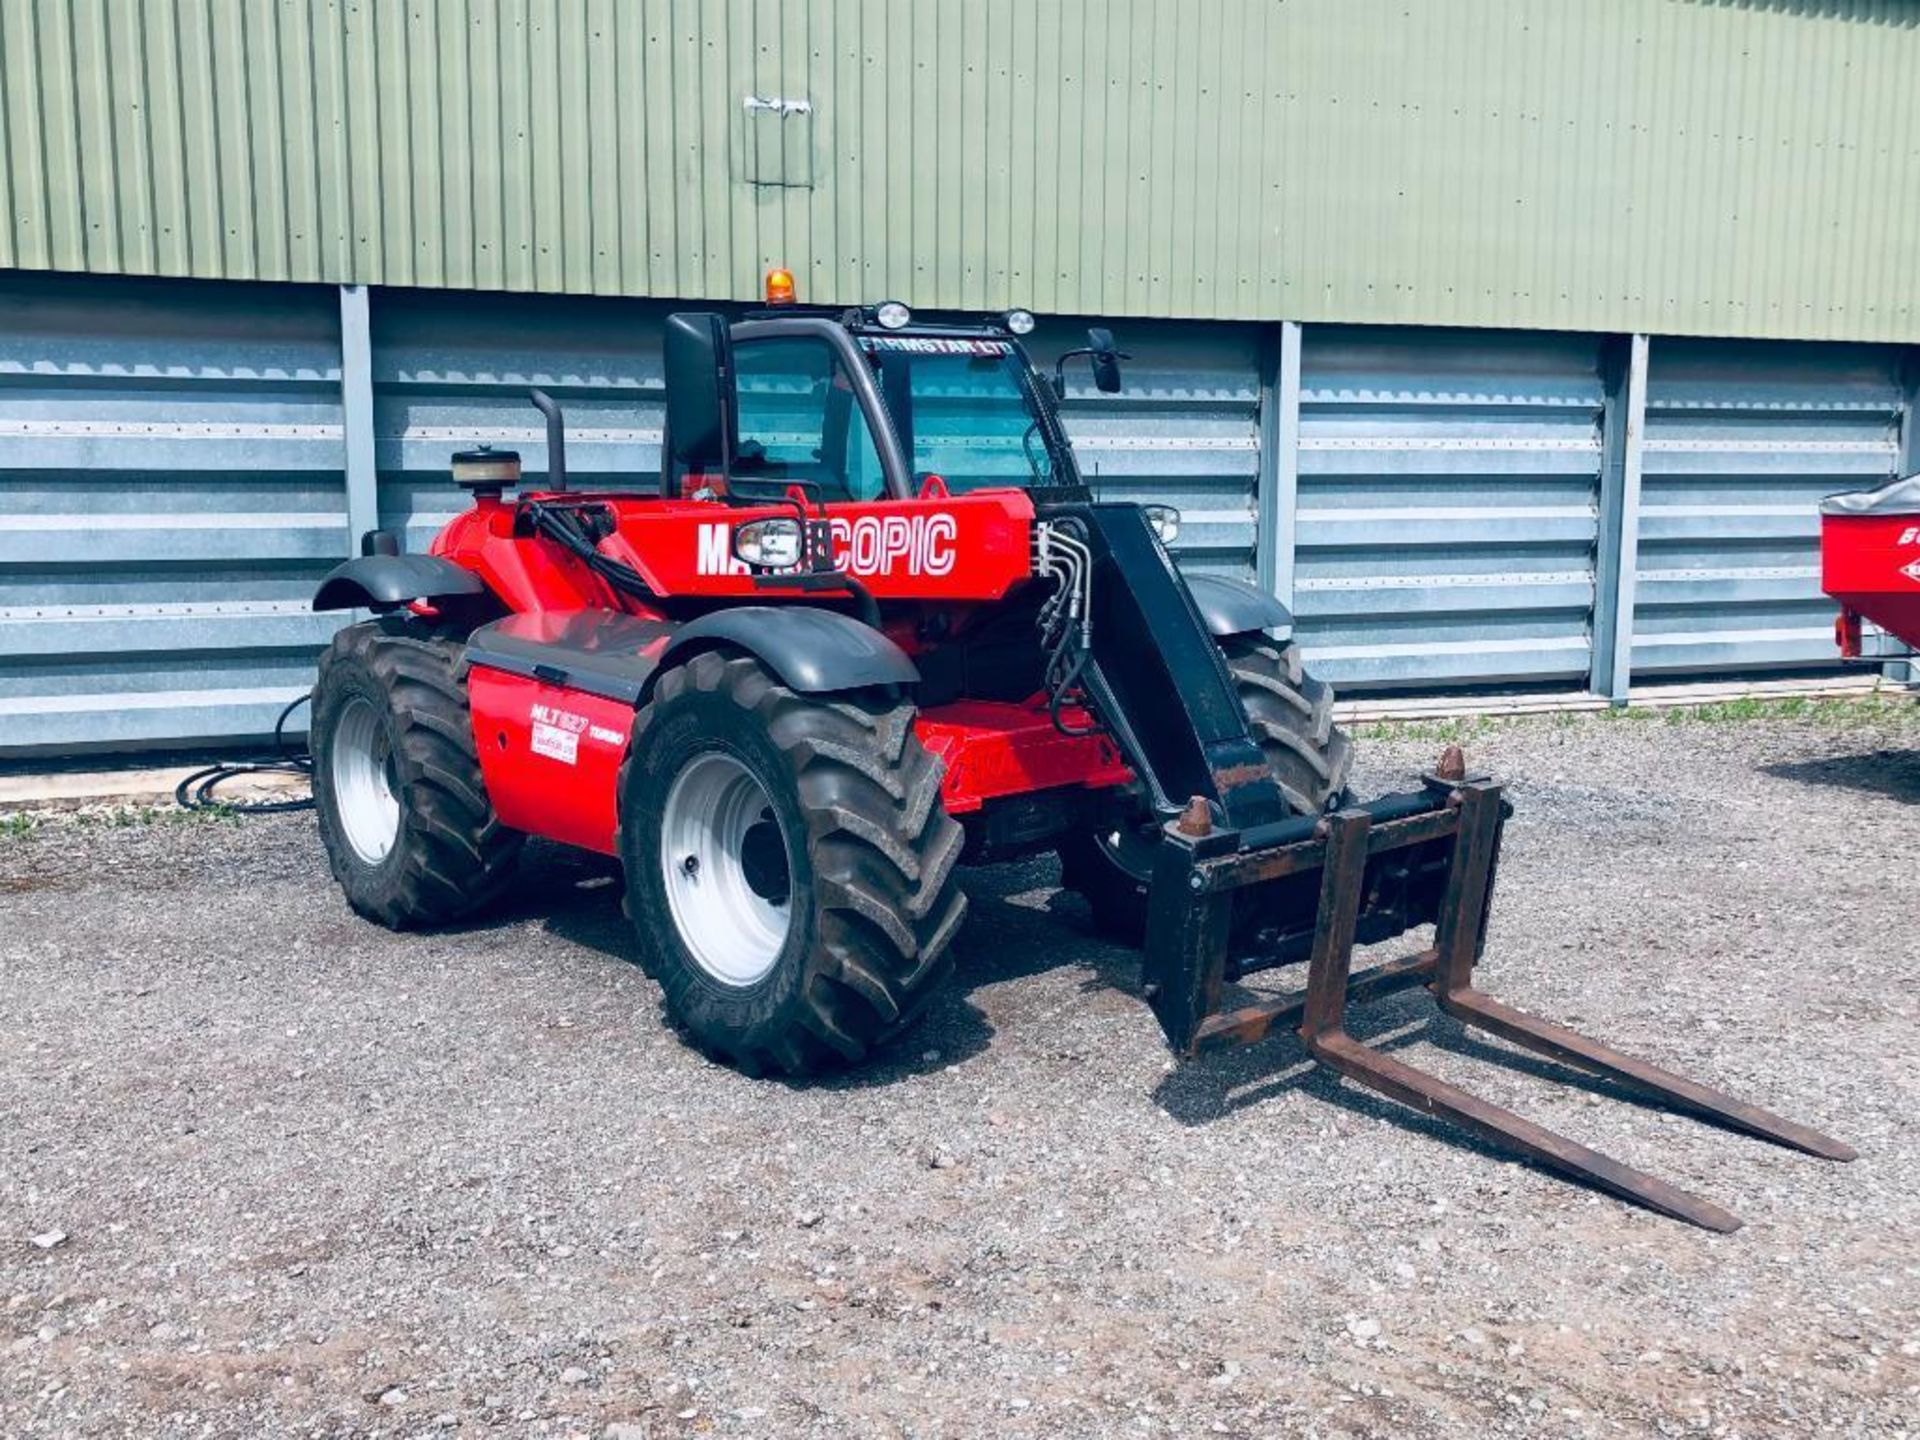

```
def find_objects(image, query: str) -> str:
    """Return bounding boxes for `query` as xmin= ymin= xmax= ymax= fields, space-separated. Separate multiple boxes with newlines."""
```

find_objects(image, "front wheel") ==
xmin=1057 ymin=633 xmax=1352 ymax=946
xmin=619 ymin=652 xmax=967 ymax=1076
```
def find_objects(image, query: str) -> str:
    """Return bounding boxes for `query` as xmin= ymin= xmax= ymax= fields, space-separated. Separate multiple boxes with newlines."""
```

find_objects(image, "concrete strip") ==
xmin=2 ymin=676 xmax=1909 ymax=807
xmin=0 ymin=765 xmax=309 ymax=809
xmin=1336 ymin=675 xmax=1898 ymax=723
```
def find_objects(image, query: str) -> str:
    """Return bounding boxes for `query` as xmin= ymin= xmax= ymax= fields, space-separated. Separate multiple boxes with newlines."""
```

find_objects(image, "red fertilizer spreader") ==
xmin=1821 ymin=473 xmax=1920 ymax=660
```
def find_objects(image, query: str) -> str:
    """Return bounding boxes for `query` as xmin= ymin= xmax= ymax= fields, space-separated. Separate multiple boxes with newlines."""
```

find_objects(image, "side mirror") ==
xmin=1054 ymin=327 xmax=1128 ymax=400
xmin=664 ymin=312 xmax=736 ymax=473
xmin=1087 ymin=327 xmax=1124 ymax=394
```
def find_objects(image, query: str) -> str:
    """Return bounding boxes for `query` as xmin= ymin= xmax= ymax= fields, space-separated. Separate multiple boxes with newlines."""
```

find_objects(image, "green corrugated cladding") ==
xmin=2 ymin=0 xmax=1918 ymax=341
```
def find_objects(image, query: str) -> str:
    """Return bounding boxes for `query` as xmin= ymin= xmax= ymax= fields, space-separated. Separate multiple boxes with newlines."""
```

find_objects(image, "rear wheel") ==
xmin=619 ymin=652 xmax=967 ymax=1076
xmin=1057 ymin=633 xmax=1351 ymax=945
xmin=311 ymin=619 xmax=523 ymax=927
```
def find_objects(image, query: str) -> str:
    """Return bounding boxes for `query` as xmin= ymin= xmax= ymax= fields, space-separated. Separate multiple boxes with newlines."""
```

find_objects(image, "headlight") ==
xmin=1142 ymin=504 xmax=1181 ymax=546
xmin=732 ymin=517 xmax=803 ymax=569
xmin=875 ymin=300 xmax=913 ymax=330
xmin=1003 ymin=307 xmax=1037 ymax=335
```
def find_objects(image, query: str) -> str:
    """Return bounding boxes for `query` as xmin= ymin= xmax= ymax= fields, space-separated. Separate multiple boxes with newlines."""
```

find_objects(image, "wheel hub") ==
xmin=331 ymin=693 xmax=400 ymax=865
xmin=738 ymin=815 xmax=791 ymax=904
xmin=659 ymin=752 xmax=794 ymax=987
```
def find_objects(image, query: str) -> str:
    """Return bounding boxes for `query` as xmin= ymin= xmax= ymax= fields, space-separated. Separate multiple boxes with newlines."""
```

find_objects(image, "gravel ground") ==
xmin=3 ymin=703 xmax=1917 ymax=1439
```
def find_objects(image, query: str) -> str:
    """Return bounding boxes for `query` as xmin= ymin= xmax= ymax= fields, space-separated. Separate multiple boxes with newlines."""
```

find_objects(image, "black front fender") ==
xmin=313 ymin=555 xmax=492 ymax=613
xmin=657 ymin=607 xmax=919 ymax=694
xmin=1184 ymin=573 xmax=1293 ymax=639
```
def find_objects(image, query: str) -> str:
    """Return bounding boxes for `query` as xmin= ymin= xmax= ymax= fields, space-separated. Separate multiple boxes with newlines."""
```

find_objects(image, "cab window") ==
xmin=731 ymin=337 xmax=887 ymax=502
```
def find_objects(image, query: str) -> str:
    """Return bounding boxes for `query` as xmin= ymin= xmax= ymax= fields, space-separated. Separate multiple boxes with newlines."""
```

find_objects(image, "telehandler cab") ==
xmin=310 ymin=277 xmax=1850 ymax=1230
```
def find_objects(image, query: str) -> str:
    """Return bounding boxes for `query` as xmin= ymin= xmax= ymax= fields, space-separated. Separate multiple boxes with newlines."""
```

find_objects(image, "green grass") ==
xmin=1649 ymin=693 xmax=1920 ymax=729
xmin=1353 ymin=691 xmax=1919 ymax=742
xmin=0 ymin=801 xmax=244 ymax=840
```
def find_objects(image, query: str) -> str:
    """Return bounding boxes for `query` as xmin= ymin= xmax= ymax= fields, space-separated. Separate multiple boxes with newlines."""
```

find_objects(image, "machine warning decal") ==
xmin=530 ymin=702 xmax=588 ymax=764
xmin=859 ymin=335 xmax=1011 ymax=356
xmin=531 ymin=722 xmax=579 ymax=764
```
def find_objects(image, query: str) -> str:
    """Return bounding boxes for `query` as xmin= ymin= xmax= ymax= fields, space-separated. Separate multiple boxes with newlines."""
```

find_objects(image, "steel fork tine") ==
xmin=1430 ymin=781 xmax=1855 ymax=1164
xmin=1305 ymin=1029 xmax=1744 ymax=1232
xmin=1434 ymin=986 xmax=1858 ymax=1162
xmin=1296 ymin=807 xmax=1744 ymax=1233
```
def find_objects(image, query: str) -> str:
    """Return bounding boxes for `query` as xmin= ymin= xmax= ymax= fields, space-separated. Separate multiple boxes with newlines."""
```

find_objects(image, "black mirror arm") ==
xmin=1053 ymin=347 xmax=1092 ymax=400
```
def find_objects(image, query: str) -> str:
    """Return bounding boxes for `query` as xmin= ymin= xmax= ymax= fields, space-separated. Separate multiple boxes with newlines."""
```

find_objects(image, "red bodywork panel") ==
xmin=435 ymin=482 xmax=1135 ymax=856
xmin=468 ymin=672 xmax=1131 ymax=853
xmin=916 ymin=699 xmax=1132 ymax=814
xmin=468 ymin=668 xmax=635 ymax=855
xmin=1820 ymin=511 xmax=1920 ymax=654
xmin=432 ymin=487 xmax=1036 ymax=614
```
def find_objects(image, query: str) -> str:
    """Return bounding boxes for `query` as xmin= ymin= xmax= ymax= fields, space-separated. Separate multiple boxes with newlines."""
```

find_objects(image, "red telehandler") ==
xmin=309 ymin=279 xmax=1851 ymax=1229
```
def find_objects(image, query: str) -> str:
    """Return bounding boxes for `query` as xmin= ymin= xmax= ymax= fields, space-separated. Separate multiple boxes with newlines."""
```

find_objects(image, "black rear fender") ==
xmin=313 ymin=555 xmax=493 ymax=614
xmin=461 ymin=605 xmax=918 ymax=709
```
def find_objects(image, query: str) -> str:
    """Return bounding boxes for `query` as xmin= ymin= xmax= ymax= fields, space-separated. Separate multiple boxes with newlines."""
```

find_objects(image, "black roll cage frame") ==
xmin=660 ymin=314 xmax=1084 ymax=503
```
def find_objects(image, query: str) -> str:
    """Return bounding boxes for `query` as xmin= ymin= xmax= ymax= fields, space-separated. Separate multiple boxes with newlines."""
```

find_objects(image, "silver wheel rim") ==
xmin=660 ymin=751 xmax=793 ymax=987
xmin=331 ymin=694 xmax=401 ymax=865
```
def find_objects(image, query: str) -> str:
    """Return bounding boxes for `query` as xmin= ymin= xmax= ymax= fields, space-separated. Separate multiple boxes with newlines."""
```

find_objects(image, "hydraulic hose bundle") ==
xmin=1031 ymin=517 xmax=1097 ymax=737
xmin=525 ymin=499 xmax=660 ymax=603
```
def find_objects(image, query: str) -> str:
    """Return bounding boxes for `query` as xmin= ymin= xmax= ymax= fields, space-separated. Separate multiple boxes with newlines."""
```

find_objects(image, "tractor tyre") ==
xmin=619 ymin=651 xmax=967 ymax=1076
xmin=1217 ymin=632 xmax=1354 ymax=816
xmin=1057 ymin=634 xmax=1352 ymax=945
xmin=310 ymin=618 xmax=523 ymax=928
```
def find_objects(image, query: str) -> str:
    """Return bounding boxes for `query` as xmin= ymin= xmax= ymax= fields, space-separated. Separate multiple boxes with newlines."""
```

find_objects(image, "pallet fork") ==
xmin=1141 ymin=749 xmax=1855 ymax=1232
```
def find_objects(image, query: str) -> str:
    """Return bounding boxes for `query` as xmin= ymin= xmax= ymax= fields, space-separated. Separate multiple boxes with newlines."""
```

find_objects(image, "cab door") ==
xmin=729 ymin=332 xmax=893 ymax=503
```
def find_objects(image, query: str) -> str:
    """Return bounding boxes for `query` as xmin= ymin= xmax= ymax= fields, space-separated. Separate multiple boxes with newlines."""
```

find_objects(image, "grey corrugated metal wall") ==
xmin=372 ymin=291 xmax=674 ymax=552
xmin=1294 ymin=329 xmax=1606 ymax=689
xmin=0 ymin=273 xmax=345 ymax=753
xmin=0 ymin=278 xmax=1265 ymax=758
xmin=1633 ymin=341 xmax=1905 ymax=676
xmin=1038 ymin=319 xmax=1263 ymax=582
xmin=1 ymin=273 xmax=1914 ymax=760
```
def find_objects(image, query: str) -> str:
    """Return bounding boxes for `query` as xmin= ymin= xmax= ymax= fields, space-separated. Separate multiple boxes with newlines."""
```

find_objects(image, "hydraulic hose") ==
xmin=173 ymin=694 xmax=315 ymax=813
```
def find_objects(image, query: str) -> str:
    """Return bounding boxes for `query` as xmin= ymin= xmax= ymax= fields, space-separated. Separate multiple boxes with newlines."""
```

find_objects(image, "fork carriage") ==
xmin=1142 ymin=751 xmax=1855 ymax=1233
